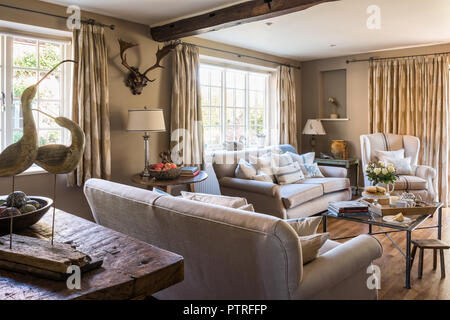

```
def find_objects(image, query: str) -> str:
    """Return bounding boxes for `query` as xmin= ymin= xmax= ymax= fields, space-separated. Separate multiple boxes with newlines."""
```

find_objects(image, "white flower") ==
xmin=374 ymin=168 xmax=381 ymax=175
xmin=378 ymin=161 xmax=385 ymax=167
xmin=382 ymin=168 xmax=388 ymax=175
xmin=388 ymin=166 xmax=395 ymax=173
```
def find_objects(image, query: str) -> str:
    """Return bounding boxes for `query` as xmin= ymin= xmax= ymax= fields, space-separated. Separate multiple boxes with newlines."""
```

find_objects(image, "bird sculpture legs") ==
xmin=9 ymin=175 xmax=15 ymax=250
xmin=51 ymin=174 xmax=57 ymax=246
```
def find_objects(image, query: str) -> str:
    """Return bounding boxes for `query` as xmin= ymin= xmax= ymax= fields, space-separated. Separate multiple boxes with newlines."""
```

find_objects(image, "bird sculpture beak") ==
xmin=33 ymin=109 xmax=56 ymax=120
xmin=36 ymin=60 xmax=77 ymax=85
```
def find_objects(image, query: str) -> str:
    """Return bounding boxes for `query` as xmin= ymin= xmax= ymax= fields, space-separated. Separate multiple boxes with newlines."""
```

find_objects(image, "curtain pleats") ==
xmin=368 ymin=55 xmax=449 ymax=206
xmin=170 ymin=44 xmax=204 ymax=167
xmin=67 ymin=25 xmax=111 ymax=187
xmin=277 ymin=66 xmax=297 ymax=149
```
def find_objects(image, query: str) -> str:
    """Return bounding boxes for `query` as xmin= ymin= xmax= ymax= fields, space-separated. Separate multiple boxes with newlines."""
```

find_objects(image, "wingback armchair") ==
xmin=360 ymin=133 xmax=437 ymax=202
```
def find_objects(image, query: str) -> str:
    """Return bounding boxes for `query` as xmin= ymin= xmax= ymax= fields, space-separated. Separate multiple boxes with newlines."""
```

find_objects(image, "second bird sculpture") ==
xmin=34 ymin=110 xmax=85 ymax=174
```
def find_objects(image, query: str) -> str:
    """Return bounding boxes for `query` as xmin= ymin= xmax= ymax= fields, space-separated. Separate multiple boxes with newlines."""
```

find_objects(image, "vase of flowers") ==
xmin=365 ymin=161 xmax=398 ymax=195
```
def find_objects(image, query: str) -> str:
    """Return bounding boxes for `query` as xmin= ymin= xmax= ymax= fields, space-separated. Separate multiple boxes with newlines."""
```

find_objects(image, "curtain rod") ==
xmin=346 ymin=51 xmax=450 ymax=64
xmin=0 ymin=3 xmax=115 ymax=30
xmin=180 ymin=41 xmax=301 ymax=70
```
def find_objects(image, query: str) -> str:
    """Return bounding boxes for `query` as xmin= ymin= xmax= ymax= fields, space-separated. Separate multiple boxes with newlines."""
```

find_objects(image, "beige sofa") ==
xmin=360 ymin=133 xmax=437 ymax=202
xmin=84 ymin=178 xmax=383 ymax=300
xmin=212 ymin=145 xmax=352 ymax=219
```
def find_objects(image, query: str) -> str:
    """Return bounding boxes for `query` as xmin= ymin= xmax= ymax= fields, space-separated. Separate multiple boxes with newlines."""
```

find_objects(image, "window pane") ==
xmin=13 ymin=69 xmax=37 ymax=97
xmin=211 ymin=69 xmax=222 ymax=86
xmin=39 ymin=71 xmax=61 ymax=99
xmin=249 ymin=74 xmax=265 ymax=91
xmin=256 ymin=92 xmax=265 ymax=108
xmin=13 ymin=38 xmax=37 ymax=68
xmin=235 ymin=126 xmax=245 ymax=142
xmin=210 ymin=127 xmax=221 ymax=145
xmin=226 ymin=108 xmax=234 ymax=125
xmin=201 ymin=86 xmax=210 ymax=106
xmin=12 ymin=100 xmax=23 ymax=130
xmin=39 ymin=101 xmax=60 ymax=128
xmin=200 ymin=68 xmax=210 ymax=85
xmin=226 ymin=127 xmax=234 ymax=142
xmin=226 ymin=71 xmax=235 ymax=88
xmin=226 ymin=89 xmax=234 ymax=107
xmin=201 ymin=107 xmax=210 ymax=126
xmin=249 ymin=91 xmax=256 ymax=108
xmin=39 ymin=130 xmax=61 ymax=146
xmin=235 ymin=108 xmax=245 ymax=125
xmin=236 ymin=73 xmax=245 ymax=89
xmin=39 ymin=42 xmax=62 ymax=70
xmin=236 ymin=90 xmax=245 ymax=108
xmin=13 ymin=130 xmax=23 ymax=143
xmin=211 ymin=87 xmax=221 ymax=106
xmin=210 ymin=107 xmax=221 ymax=126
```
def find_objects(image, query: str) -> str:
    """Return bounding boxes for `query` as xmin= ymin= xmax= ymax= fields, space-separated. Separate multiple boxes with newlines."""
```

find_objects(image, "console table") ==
xmin=0 ymin=210 xmax=184 ymax=300
xmin=315 ymin=158 xmax=360 ymax=195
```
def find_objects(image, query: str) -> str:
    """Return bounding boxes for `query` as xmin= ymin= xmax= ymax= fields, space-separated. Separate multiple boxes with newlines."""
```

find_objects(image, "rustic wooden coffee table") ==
xmin=0 ymin=209 xmax=184 ymax=300
xmin=132 ymin=171 xmax=208 ymax=194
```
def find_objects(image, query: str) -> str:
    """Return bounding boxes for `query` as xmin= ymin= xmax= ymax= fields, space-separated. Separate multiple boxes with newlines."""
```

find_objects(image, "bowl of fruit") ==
xmin=0 ymin=191 xmax=53 ymax=235
xmin=148 ymin=162 xmax=181 ymax=180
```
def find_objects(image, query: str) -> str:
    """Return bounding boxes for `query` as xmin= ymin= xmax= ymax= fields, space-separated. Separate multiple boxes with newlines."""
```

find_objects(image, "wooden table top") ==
xmin=132 ymin=170 xmax=208 ymax=187
xmin=0 ymin=210 xmax=184 ymax=300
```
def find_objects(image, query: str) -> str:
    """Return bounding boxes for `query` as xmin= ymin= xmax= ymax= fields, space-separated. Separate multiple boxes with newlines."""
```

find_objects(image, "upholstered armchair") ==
xmin=360 ymin=133 xmax=437 ymax=202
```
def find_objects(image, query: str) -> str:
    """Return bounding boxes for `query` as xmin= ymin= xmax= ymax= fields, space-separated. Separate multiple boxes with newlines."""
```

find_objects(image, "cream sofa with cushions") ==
xmin=212 ymin=145 xmax=352 ymax=219
xmin=84 ymin=178 xmax=383 ymax=300
xmin=360 ymin=133 xmax=437 ymax=202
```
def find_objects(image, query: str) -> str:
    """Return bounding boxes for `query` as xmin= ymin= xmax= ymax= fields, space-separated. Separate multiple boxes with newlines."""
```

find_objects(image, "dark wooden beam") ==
xmin=150 ymin=0 xmax=339 ymax=42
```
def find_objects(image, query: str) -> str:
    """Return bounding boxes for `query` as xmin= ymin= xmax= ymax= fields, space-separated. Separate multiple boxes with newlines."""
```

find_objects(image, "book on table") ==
xmin=328 ymin=201 xmax=369 ymax=216
xmin=181 ymin=166 xmax=199 ymax=177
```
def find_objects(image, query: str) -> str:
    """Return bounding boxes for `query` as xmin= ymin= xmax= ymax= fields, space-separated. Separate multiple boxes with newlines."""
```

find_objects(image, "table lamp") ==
xmin=127 ymin=107 xmax=166 ymax=177
xmin=302 ymin=119 xmax=326 ymax=154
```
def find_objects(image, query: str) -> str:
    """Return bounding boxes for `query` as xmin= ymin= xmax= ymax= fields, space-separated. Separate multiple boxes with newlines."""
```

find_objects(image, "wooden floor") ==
xmin=320 ymin=208 xmax=450 ymax=300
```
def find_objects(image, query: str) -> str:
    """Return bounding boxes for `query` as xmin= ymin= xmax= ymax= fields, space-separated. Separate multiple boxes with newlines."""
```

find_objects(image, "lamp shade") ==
xmin=302 ymin=119 xmax=326 ymax=135
xmin=127 ymin=108 xmax=166 ymax=132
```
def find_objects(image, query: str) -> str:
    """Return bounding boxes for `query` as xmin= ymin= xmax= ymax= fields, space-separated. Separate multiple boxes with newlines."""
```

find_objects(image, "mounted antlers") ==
xmin=118 ymin=39 xmax=177 ymax=95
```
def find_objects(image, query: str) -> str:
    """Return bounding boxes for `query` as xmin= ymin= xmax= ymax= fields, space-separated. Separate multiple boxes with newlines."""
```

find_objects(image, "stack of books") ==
xmin=328 ymin=201 xmax=370 ymax=217
xmin=181 ymin=166 xmax=200 ymax=177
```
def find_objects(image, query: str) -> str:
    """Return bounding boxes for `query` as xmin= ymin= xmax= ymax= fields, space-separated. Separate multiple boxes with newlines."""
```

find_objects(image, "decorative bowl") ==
xmin=148 ymin=167 xmax=182 ymax=180
xmin=0 ymin=196 xmax=53 ymax=235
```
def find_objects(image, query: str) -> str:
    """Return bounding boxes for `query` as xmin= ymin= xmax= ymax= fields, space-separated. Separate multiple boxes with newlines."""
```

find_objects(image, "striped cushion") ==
xmin=394 ymin=175 xmax=427 ymax=190
xmin=288 ymin=152 xmax=315 ymax=165
xmin=273 ymin=162 xmax=305 ymax=185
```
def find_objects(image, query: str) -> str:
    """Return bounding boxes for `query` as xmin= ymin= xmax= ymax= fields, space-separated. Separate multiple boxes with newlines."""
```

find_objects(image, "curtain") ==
xmin=67 ymin=24 xmax=111 ymax=187
xmin=277 ymin=66 xmax=298 ymax=149
xmin=170 ymin=44 xmax=204 ymax=167
xmin=368 ymin=55 xmax=450 ymax=206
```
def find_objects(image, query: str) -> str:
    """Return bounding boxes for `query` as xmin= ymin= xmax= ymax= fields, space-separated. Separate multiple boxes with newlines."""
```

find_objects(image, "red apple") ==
xmin=170 ymin=163 xmax=177 ymax=169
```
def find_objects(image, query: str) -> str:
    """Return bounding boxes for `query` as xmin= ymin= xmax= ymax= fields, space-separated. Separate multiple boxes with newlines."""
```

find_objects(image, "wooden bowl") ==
xmin=0 ymin=196 xmax=53 ymax=235
xmin=148 ymin=167 xmax=182 ymax=180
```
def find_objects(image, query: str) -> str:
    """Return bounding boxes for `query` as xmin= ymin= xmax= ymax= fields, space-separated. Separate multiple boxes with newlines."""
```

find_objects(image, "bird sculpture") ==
xmin=33 ymin=110 xmax=85 ymax=174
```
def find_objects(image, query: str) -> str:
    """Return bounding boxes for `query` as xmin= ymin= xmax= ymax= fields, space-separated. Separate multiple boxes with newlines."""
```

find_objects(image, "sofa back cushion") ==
xmin=84 ymin=178 xmax=303 ymax=300
xmin=212 ymin=144 xmax=297 ymax=180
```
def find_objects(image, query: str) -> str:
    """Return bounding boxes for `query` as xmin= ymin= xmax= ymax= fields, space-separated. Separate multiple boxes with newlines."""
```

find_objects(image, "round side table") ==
xmin=132 ymin=171 xmax=208 ymax=194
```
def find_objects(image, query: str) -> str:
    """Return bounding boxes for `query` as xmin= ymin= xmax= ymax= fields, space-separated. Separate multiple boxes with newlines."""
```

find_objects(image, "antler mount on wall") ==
xmin=118 ymin=39 xmax=176 ymax=95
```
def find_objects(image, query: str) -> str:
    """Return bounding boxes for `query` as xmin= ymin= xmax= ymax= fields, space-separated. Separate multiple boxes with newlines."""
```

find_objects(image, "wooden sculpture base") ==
xmin=0 ymin=234 xmax=102 ymax=280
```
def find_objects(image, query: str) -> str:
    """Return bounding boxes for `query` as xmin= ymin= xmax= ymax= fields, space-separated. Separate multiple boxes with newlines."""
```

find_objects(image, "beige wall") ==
xmin=0 ymin=0 xmax=302 ymax=220
xmin=301 ymin=42 xmax=450 ymax=159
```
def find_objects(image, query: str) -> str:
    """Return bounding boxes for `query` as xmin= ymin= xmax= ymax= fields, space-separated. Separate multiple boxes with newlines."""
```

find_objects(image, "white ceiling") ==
xmin=42 ymin=0 xmax=450 ymax=61
xmin=41 ymin=0 xmax=247 ymax=25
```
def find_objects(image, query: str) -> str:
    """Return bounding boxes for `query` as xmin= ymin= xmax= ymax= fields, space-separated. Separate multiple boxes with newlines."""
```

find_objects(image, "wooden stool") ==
xmin=410 ymin=239 xmax=450 ymax=279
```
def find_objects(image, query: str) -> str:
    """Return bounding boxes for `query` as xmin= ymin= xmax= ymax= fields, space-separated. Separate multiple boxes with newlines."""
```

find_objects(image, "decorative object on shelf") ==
xmin=127 ymin=108 xmax=166 ymax=177
xmin=118 ymin=39 xmax=177 ymax=95
xmin=328 ymin=97 xmax=339 ymax=119
xmin=148 ymin=150 xmax=181 ymax=180
xmin=365 ymin=161 xmax=398 ymax=197
xmin=330 ymin=139 xmax=348 ymax=159
xmin=302 ymin=119 xmax=326 ymax=154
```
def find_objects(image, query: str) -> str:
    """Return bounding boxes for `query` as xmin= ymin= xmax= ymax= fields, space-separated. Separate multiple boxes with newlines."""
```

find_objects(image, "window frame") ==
xmin=0 ymin=33 xmax=72 ymax=153
xmin=200 ymin=62 xmax=271 ymax=151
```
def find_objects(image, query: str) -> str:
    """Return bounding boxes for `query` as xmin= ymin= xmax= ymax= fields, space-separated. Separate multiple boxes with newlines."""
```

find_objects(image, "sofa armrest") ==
xmin=219 ymin=177 xmax=280 ymax=197
xmin=415 ymin=165 xmax=437 ymax=202
xmin=319 ymin=165 xmax=348 ymax=178
xmin=294 ymin=235 xmax=383 ymax=299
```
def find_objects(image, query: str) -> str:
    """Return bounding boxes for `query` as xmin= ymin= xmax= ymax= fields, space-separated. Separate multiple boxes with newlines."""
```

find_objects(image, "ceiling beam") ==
xmin=150 ymin=0 xmax=339 ymax=42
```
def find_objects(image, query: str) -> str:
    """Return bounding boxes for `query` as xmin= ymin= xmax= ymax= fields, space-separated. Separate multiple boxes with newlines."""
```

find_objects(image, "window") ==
xmin=200 ymin=64 xmax=269 ymax=151
xmin=0 ymin=35 xmax=71 ymax=152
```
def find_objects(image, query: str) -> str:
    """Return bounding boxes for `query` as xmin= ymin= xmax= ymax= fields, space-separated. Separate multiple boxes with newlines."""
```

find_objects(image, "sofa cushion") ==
xmin=273 ymin=162 xmax=305 ymax=185
xmin=318 ymin=239 xmax=340 ymax=256
xmin=235 ymin=158 xmax=256 ymax=179
xmin=180 ymin=191 xmax=248 ymax=208
xmin=395 ymin=175 xmax=427 ymax=190
xmin=299 ymin=233 xmax=330 ymax=264
xmin=287 ymin=217 xmax=322 ymax=236
xmin=280 ymin=184 xmax=323 ymax=209
xmin=302 ymin=178 xmax=350 ymax=194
